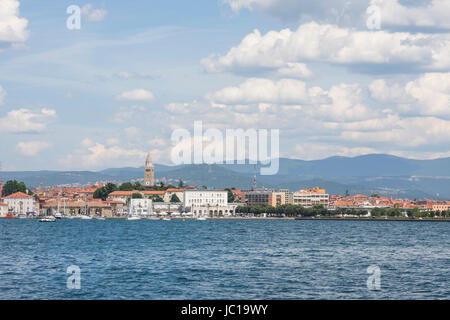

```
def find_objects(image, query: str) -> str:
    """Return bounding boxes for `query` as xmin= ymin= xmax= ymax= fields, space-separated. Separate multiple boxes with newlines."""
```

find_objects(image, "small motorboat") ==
xmin=39 ymin=216 xmax=56 ymax=222
xmin=54 ymin=212 xmax=63 ymax=219
xmin=94 ymin=216 xmax=106 ymax=220
xmin=197 ymin=217 xmax=208 ymax=221
xmin=162 ymin=217 xmax=171 ymax=221
xmin=80 ymin=215 xmax=93 ymax=220
xmin=127 ymin=215 xmax=141 ymax=221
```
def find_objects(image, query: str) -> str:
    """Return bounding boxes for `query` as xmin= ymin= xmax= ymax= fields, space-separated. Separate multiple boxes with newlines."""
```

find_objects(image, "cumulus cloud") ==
xmin=207 ymin=78 xmax=329 ymax=105
xmin=337 ymin=116 xmax=450 ymax=147
xmin=223 ymin=0 xmax=450 ymax=31
xmin=16 ymin=141 xmax=51 ymax=156
xmin=161 ymin=72 xmax=450 ymax=160
xmin=271 ymin=63 xmax=313 ymax=79
xmin=117 ymin=89 xmax=155 ymax=102
xmin=222 ymin=0 xmax=367 ymax=25
xmin=202 ymin=22 xmax=450 ymax=74
xmin=0 ymin=108 xmax=56 ymax=133
xmin=369 ymin=73 xmax=450 ymax=117
xmin=205 ymin=78 xmax=375 ymax=122
xmin=61 ymin=140 xmax=146 ymax=169
xmin=0 ymin=0 xmax=29 ymax=50
xmin=374 ymin=0 xmax=450 ymax=30
xmin=81 ymin=4 xmax=107 ymax=22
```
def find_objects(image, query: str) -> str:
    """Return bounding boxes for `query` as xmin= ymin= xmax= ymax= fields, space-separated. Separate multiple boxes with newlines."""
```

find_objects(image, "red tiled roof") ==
xmin=109 ymin=191 xmax=138 ymax=196
xmin=165 ymin=188 xmax=184 ymax=192
xmin=0 ymin=202 xmax=7 ymax=206
xmin=142 ymin=191 xmax=165 ymax=195
xmin=5 ymin=192 xmax=33 ymax=199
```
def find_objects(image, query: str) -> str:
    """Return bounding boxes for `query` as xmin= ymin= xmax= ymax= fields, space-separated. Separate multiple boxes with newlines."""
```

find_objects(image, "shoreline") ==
xmin=2 ymin=216 xmax=449 ymax=222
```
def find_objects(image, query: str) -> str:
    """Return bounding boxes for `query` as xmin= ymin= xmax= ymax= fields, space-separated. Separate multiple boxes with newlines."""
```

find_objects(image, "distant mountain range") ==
xmin=1 ymin=154 xmax=449 ymax=199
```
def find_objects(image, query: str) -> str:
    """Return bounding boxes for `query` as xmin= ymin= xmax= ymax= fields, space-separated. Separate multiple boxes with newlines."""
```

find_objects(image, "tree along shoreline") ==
xmin=235 ymin=204 xmax=450 ymax=219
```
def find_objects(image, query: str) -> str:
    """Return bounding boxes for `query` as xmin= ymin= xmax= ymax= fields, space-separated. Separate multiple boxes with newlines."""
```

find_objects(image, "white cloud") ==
xmin=337 ymin=116 xmax=450 ymax=147
xmin=162 ymin=73 xmax=450 ymax=160
xmin=271 ymin=63 xmax=313 ymax=79
xmin=206 ymin=78 xmax=375 ymax=122
xmin=0 ymin=108 xmax=56 ymax=133
xmin=81 ymin=4 xmax=107 ymax=22
xmin=222 ymin=0 xmax=366 ymax=25
xmin=80 ymin=138 xmax=95 ymax=148
xmin=62 ymin=141 xmax=146 ymax=169
xmin=207 ymin=78 xmax=328 ymax=105
xmin=0 ymin=85 xmax=6 ymax=105
xmin=16 ymin=141 xmax=51 ymax=156
xmin=0 ymin=0 xmax=29 ymax=50
xmin=374 ymin=0 xmax=450 ymax=30
xmin=224 ymin=0 xmax=450 ymax=30
xmin=202 ymin=22 xmax=450 ymax=74
xmin=117 ymin=89 xmax=155 ymax=102
xmin=370 ymin=73 xmax=450 ymax=117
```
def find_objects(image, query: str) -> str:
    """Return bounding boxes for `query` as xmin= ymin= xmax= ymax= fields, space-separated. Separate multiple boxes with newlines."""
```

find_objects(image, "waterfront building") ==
xmin=431 ymin=201 xmax=450 ymax=212
xmin=3 ymin=192 xmax=36 ymax=215
xmin=129 ymin=198 xmax=153 ymax=216
xmin=244 ymin=190 xmax=286 ymax=207
xmin=279 ymin=189 xmax=294 ymax=204
xmin=163 ymin=188 xmax=184 ymax=202
xmin=108 ymin=190 xmax=138 ymax=204
xmin=152 ymin=202 xmax=182 ymax=214
xmin=183 ymin=190 xmax=238 ymax=217
xmin=293 ymin=187 xmax=329 ymax=207
xmin=231 ymin=189 xmax=245 ymax=203
xmin=0 ymin=202 xmax=8 ymax=217
xmin=144 ymin=152 xmax=155 ymax=187
xmin=184 ymin=190 xmax=228 ymax=207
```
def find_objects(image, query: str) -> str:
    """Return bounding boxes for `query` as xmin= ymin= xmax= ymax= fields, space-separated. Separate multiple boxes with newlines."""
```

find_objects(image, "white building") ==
xmin=129 ymin=198 xmax=153 ymax=216
xmin=183 ymin=190 xmax=238 ymax=217
xmin=3 ymin=192 xmax=36 ymax=215
xmin=184 ymin=190 xmax=228 ymax=207
xmin=0 ymin=202 xmax=8 ymax=217
xmin=293 ymin=188 xmax=329 ymax=207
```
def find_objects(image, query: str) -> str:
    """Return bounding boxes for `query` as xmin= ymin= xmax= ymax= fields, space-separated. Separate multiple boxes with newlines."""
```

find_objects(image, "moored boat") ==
xmin=39 ymin=216 xmax=56 ymax=222
xmin=127 ymin=215 xmax=141 ymax=221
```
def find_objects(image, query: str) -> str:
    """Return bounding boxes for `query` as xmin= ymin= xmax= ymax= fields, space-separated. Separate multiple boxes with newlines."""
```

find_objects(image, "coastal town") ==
xmin=1 ymin=152 xmax=449 ymax=220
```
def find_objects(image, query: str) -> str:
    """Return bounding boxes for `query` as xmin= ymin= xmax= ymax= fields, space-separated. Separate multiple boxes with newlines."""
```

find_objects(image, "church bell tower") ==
xmin=144 ymin=152 xmax=154 ymax=187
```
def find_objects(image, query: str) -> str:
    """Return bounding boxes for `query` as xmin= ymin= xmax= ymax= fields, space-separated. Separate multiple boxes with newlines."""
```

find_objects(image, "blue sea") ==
xmin=0 ymin=219 xmax=449 ymax=299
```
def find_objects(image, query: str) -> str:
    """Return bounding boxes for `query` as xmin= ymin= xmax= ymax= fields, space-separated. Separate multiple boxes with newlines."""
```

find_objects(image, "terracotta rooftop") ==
xmin=4 ymin=192 xmax=33 ymax=199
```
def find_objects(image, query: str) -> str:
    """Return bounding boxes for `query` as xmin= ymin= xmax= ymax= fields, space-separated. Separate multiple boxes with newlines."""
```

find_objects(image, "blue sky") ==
xmin=0 ymin=0 xmax=449 ymax=170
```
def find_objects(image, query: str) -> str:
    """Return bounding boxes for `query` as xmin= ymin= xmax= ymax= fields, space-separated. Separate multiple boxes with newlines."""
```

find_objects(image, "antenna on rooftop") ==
xmin=252 ymin=164 xmax=257 ymax=191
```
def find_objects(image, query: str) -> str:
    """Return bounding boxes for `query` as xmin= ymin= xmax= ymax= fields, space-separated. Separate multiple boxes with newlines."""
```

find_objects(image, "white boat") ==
xmin=162 ymin=217 xmax=171 ymax=221
xmin=127 ymin=215 xmax=141 ymax=221
xmin=80 ymin=215 xmax=93 ymax=220
xmin=39 ymin=216 xmax=56 ymax=222
xmin=197 ymin=217 xmax=208 ymax=221
xmin=54 ymin=212 xmax=63 ymax=219
xmin=95 ymin=216 xmax=106 ymax=220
